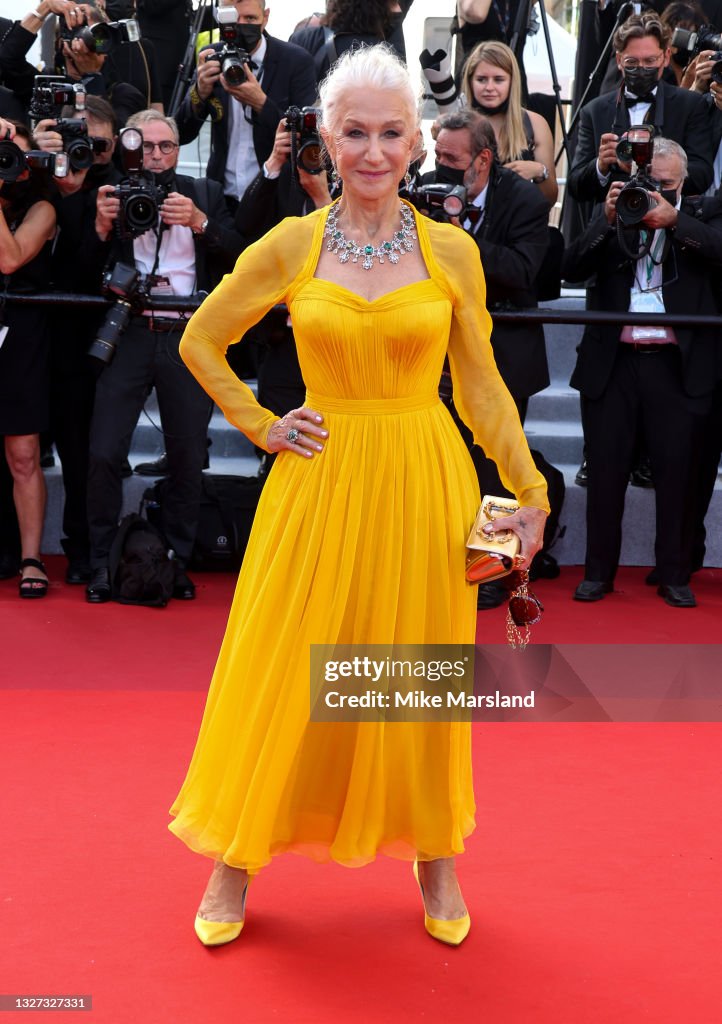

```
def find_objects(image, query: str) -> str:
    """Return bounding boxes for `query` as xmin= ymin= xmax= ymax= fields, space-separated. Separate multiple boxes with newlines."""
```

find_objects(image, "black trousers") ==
xmin=87 ymin=319 xmax=211 ymax=568
xmin=582 ymin=345 xmax=711 ymax=586
xmin=48 ymin=317 xmax=98 ymax=560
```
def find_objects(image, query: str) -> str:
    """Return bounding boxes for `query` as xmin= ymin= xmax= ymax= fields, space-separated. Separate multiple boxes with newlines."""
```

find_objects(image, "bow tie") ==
xmin=625 ymin=89 xmax=657 ymax=104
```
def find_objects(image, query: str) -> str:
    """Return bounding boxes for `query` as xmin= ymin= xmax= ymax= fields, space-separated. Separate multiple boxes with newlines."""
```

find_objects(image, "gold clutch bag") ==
xmin=465 ymin=495 xmax=521 ymax=584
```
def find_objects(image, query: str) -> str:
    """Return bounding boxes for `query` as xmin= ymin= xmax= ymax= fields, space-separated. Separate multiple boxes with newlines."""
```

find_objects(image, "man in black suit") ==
xmin=568 ymin=11 xmax=715 ymax=203
xmin=175 ymin=0 xmax=316 ymax=209
xmin=564 ymin=137 xmax=722 ymax=608
xmin=430 ymin=109 xmax=551 ymax=606
xmin=84 ymin=109 xmax=245 ymax=603
xmin=432 ymin=109 xmax=550 ymax=421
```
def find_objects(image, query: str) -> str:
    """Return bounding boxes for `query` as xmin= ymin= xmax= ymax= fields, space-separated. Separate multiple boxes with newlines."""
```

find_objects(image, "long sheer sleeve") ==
xmin=426 ymin=220 xmax=550 ymax=512
xmin=179 ymin=213 xmax=319 ymax=451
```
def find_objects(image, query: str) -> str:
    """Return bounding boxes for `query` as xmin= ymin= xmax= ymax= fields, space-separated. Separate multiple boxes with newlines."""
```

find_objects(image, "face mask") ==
xmin=152 ymin=168 xmax=176 ymax=188
xmin=661 ymin=187 xmax=679 ymax=206
xmin=623 ymin=66 xmax=659 ymax=99
xmin=434 ymin=163 xmax=466 ymax=187
xmin=237 ymin=23 xmax=263 ymax=52
xmin=472 ymin=97 xmax=510 ymax=116
xmin=387 ymin=12 xmax=403 ymax=34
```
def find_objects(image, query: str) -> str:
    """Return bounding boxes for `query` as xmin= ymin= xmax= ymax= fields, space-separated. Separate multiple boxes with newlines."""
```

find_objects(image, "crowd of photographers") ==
xmin=1 ymin=0 xmax=722 ymax=609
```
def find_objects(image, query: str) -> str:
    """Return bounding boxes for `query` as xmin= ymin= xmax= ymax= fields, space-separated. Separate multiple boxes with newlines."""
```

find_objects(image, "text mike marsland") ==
xmin=323 ymin=690 xmax=537 ymax=709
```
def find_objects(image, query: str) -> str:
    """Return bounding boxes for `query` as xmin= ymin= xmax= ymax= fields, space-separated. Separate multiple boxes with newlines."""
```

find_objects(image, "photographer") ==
xmin=427 ymin=108 xmax=551 ymax=607
xmin=568 ymin=12 xmax=715 ymax=202
xmin=0 ymin=1 xmax=83 ymax=113
xmin=175 ymin=0 xmax=316 ymax=210
xmin=564 ymin=137 xmax=722 ymax=608
xmin=83 ymin=109 xmax=244 ymax=603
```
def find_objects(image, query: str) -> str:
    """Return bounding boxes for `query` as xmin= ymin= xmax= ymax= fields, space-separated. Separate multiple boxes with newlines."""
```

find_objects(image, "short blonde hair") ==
xmin=319 ymin=43 xmax=421 ymax=136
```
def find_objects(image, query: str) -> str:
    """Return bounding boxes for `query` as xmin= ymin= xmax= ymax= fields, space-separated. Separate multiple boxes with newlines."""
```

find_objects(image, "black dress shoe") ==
xmin=173 ymin=570 xmax=196 ymax=601
xmin=575 ymin=459 xmax=588 ymax=487
xmin=86 ymin=567 xmax=111 ymax=603
xmin=476 ymin=581 xmax=508 ymax=610
xmin=630 ymin=458 xmax=654 ymax=488
xmin=135 ymin=453 xmax=169 ymax=476
xmin=66 ymin=556 xmax=91 ymax=584
xmin=657 ymin=584 xmax=696 ymax=608
xmin=574 ymin=580 xmax=613 ymax=602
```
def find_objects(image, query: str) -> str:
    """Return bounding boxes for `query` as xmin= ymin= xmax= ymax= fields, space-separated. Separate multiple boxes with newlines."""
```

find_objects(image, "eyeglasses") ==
xmin=621 ymin=56 xmax=663 ymax=70
xmin=90 ymin=136 xmax=112 ymax=154
xmin=142 ymin=141 xmax=179 ymax=155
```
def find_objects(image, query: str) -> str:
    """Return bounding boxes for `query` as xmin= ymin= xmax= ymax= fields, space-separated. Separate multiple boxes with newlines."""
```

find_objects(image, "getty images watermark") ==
xmin=310 ymin=645 xmax=535 ymax=722
xmin=310 ymin=644 xmax=722 ymax=722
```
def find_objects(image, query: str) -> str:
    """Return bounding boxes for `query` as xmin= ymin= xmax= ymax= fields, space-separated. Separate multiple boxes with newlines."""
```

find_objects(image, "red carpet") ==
xmin=2 ymin=561 xmax=721 ymax=1023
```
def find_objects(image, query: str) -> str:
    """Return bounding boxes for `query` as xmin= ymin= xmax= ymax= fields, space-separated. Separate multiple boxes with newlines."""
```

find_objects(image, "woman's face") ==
xmin=471 ymin=61 xmax=512 ymax=108
xmin=323 ymin=87 xmax=416 ymax=203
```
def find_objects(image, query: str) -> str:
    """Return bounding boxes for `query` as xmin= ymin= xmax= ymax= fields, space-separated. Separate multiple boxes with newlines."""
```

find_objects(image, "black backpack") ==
xmin=144 ymin=473 xmax=266 ymax=572
xmin=109 ymin=513 xmax=176 ymax=606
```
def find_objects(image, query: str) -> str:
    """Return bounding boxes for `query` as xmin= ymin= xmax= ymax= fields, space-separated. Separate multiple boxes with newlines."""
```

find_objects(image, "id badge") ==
xmin=0 ymin=325 xmax=8 ymax=349
xmin=629 ymin=287 xmax=667 ymax=341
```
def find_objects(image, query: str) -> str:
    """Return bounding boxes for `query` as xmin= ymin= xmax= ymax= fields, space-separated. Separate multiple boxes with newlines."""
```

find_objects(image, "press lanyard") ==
xmin=636 ymin=229 xmax=665 ymax=292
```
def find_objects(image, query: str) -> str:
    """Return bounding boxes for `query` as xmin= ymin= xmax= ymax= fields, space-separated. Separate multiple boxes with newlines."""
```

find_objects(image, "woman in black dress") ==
xmin=0 ymin=118 xmax=57 ymax=597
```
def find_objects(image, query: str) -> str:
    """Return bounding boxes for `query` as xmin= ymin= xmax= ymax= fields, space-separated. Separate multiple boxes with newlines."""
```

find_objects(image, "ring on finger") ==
xmin=286 ymin=427 xmax=300 ymax=443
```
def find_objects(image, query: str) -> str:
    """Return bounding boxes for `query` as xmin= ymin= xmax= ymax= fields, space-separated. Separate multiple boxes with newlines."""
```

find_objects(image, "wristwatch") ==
xmin=193 ymin=218 xmax=209 ymax=235
xmin=531 ymin=164 xmax=549 ymax=184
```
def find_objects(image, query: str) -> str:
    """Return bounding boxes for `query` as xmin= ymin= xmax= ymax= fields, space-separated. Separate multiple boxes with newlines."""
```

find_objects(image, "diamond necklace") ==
xmin=325 ymin=202 xmax=417 ymax=271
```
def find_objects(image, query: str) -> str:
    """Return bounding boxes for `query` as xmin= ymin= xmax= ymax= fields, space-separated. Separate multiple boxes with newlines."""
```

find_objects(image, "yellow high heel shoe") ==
xmin=413 ymin=860 xmax=470 ymax=946
xmin=194 ymin=878 xmax=250 ymax=947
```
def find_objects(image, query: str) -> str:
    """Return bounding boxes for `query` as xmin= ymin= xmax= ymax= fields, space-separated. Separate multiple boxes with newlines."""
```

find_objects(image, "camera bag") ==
xmin=143 ymin=473 xmax=266 ymax=572
xmin=109 ymin=513 xmax=176 ymax=606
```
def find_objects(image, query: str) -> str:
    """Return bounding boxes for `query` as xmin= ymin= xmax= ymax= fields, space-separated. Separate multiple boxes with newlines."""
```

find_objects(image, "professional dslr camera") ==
xmin=53 ymin=118 xmax=94 ymax=171
xmin=205 ymin=7 xmax=253 ymax=87
xmin=29 ymin=74 xmax=85 ymax=121
xmin=60 ymin=12 xmax=140 ymax=54
xmin=406 ymin=182 xmax=472 ymax=223
xmin=112 ymin=127 xmax=169 ymax=240
xmin=671 ymin=24 xmax=722 ymax=83
xmin=0 ymin=133 xmax=69 ymax=182
xmin=89 ymin=262 xmax=166 ymax=366
xmin=614 ymin=126 xmax=658 ymax=226
xmin=284 ymin=106 xmax=327 ymax=176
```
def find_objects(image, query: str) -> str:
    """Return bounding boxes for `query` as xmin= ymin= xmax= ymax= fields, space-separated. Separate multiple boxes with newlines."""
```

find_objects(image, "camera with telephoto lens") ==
xmin=284 ymin=105 xmax=327 ymax=176
xmin=89 ymin=260 xmax=165 ymax=366
xmin=29 ymin=74 xmax=85 ymax=121
xmin=205 ymin=13 xmax=253 ymax=87
xmin=613 ymin=126 xmax=658 ymax=226
xmin=406 ymin=182 xmax=471 ymax=223
xmin=0 ymin=137 xmax=28 ymax=182
xmin=112 ymin=127 xmax=169 ymax=240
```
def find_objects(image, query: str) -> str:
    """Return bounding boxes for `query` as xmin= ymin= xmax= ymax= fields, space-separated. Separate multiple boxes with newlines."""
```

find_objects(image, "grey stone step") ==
xmin=523 ymin=419 xmax=584 ymax=465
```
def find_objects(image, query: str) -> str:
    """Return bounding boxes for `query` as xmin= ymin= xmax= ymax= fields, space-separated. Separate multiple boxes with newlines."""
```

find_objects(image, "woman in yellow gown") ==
xmin=169 ymin=44 xmax=549 ymax=947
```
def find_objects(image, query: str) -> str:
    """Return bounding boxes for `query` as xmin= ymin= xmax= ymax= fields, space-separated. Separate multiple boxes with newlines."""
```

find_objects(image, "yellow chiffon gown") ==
xmin=168 ymin=201 xmax=548 ymax=873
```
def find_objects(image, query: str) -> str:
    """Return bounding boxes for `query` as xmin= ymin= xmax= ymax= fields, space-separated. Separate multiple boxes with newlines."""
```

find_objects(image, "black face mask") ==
xmin=661 ymin=188 xmax=679 ymax=206
xmin=472 ymin=97 xmax=510 ymax=116
xmin=387 ymin=11 xmax=404 ymax=34
xmin=623 ymin=66 xmax=659 ymax=99
xmin=237 ymin=24 xmax=263 ymax=52
xmin=152 ymin=168 xmax=176 ymax=189
xmin=434 ymin=163 xmax=467 ymax=187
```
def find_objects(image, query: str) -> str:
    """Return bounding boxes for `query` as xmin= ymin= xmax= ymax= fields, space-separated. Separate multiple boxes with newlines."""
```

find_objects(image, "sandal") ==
xmin=19 ymin=558 xmax=49 ymax=599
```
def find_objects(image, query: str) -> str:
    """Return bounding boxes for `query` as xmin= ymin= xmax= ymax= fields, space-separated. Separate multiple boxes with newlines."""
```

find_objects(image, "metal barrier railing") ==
xmin=4 ymin=292 xmax=722 ymax=329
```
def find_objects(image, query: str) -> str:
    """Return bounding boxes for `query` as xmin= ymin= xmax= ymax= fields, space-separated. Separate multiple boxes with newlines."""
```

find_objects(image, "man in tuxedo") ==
xmin=564 ymin=137 xmax=722 ymax=608
xmin=175 ymin=0 xmax=316 ymax=210
xmin=568 ymin=11 xmax=714 ymax=202
xmin=430 ymin=108 xmax=551 ymax=607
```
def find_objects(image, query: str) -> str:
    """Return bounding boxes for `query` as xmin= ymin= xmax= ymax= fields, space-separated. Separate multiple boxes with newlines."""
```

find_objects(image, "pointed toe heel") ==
xmin=194 ymin=915 xmax=244 ymax=947
xmin=413 ymin=860 xmax=471 ymax=946
xmin=194 ymin=878 xmax=250 ymax=947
